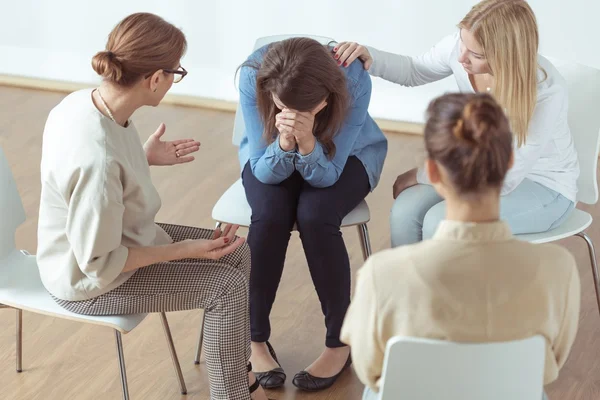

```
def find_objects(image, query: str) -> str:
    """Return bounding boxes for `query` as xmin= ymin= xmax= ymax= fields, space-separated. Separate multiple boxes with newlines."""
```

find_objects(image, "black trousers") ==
xmin=242 ymin=156 xmax=370 ymax=347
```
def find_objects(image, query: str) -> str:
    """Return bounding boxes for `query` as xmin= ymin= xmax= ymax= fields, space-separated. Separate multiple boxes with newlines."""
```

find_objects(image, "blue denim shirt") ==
xmin=238 ymin=44 xmax=388 ymax=190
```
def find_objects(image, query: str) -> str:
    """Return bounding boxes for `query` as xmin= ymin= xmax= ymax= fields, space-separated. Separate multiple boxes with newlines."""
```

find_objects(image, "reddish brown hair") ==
xmin=244 ymin=37 xmax=350 ymax=158
xmin=424 ymin=93 xmax=513 ymax=194
xmin=92 ymin=13 xmax=187 ymax=86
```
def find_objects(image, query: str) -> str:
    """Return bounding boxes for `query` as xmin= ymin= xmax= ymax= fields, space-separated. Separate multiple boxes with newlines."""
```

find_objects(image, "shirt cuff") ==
xmin=296 ymin=141 xmax=325 ymax=166
xmin=416 ymin=167 xmax=430 ymax=185
xmin=269 ymin=139 xmax=296 ymax=160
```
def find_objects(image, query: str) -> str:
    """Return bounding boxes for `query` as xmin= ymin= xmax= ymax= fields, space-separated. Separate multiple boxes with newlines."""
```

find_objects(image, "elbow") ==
xmin=252 ymin=167 xmax=286 ymax=185
xmin=250 ymin=160 xmax=293 ymax=185
xmin=256 ymin=174 xmax=284 ymax=185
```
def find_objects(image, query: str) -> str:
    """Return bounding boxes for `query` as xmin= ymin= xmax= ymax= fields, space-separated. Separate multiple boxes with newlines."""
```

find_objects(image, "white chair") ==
xmin=516 ymin=59 xmax=600 ymax=316
xmin=377 ymin=336 xmax=546 ymax=400
xmin=0 ymin=147 xmax=187 ymax=400
xmin=194 ymin=34 xmax=374 ymax=364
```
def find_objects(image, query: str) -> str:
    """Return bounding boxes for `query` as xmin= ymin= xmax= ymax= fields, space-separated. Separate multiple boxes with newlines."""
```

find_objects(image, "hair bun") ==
xmin=91 ymin=50 xmax=124 ymax=84
xmin=452 ymin=96 xmax=500 ymax=148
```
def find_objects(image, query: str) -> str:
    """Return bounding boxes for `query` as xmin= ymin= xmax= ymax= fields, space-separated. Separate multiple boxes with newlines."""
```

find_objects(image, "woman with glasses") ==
xmin=36 ymin=13 xmax=268 ymax=400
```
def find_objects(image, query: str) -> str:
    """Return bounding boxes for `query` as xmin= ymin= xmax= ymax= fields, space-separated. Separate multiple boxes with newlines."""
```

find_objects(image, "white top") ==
xmin=367 ymin=32 xmax=580 ymax=202
xmin=341 ymin=220 xmax=580 ymax=391
xmin=37 ymin=89 xmax=172 ymax=301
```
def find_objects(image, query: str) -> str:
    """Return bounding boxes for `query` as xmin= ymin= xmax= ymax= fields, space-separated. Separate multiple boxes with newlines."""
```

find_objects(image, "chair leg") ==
xmin=114 ymin=330 xmax=130 ymax=400
xmin=357 ymin=223 xmax=373 ymax=261
xmin=159 ymin=312 xmax=187 ymax=395
xmin=194 ymin=312 xmax=207 ymax=365
xmin=576 ymin=232 xmax=600 ymax=317
xmin=16 ymin=309 xmax=22 ymax=373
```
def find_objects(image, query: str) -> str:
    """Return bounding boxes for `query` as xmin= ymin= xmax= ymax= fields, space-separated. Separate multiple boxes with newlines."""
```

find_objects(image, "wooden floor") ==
xmin=0 ymin=86 xmax=598 ymax=400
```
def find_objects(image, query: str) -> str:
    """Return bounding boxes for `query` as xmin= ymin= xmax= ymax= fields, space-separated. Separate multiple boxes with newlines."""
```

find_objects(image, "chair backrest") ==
xmin=0 ymin=147 xmax=26 ymax=260
xmin=547 ymin=57 xmax=600 ymax=204
xmin=232 ymin=34 xmax=335 ymax=146
xmin=379 ymin=336 xmax=546 ymax=400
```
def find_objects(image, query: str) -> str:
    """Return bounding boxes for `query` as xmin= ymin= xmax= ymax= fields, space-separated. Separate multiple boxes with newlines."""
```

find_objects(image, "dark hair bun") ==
xmin=91 ymin=50 xmax=125 ymax=84
xmin=424 ymin=92 xmax=513 ymax=193
xmin=452 ymin=96 xmax=502 ymax=148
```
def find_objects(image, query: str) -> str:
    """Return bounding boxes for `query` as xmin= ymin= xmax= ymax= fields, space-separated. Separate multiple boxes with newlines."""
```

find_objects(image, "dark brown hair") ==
xmin=244 ymin=37 xmax=350 ymax=158
xmin=91 ymin=13 xmax=187 ymax=86
xmin=424 ymin=93 xmax=513 ymax=194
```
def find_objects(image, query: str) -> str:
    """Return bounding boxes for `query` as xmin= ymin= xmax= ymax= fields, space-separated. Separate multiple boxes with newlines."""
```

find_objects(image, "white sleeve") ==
xmin=501 ymin=87 xmax=567 ymax=195
xmin=416 ymin=167 xmax=431 ymax=185
xmin=366 ymin=33 xmax=457 ymax=87
xmin=65 ymin=160 xmax=129 ymax=285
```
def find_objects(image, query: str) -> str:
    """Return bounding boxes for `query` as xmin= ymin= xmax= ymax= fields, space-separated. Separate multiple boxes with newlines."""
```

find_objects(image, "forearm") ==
xmin=250 ymin=139 xmax=296 ymax=184
xmin=122 ymin=241 xmax=191 ymax=272
xmin=295 ymin=142 xmax=342 ymax=188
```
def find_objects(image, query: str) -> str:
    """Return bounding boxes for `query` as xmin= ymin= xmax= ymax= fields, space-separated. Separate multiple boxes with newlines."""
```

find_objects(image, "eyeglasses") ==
xmin=145 ymin=66 xmax=188 ymax=83
xmin=164 ymin=66 xmax=187 ymax=83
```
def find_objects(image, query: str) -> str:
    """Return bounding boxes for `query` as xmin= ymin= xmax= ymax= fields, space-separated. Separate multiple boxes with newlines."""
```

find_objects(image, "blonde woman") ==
xmin=334 ymin=0 xmax=579 ymax=246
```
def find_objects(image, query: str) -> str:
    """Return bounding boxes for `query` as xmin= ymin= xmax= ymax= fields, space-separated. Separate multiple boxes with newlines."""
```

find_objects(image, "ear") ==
xmin=425 ymin=158 xmax=441 ymax=184
xmin=312 ymin=100 xmax=328 ymax=116
xmin=149 ymin=70 xmax=163 ymax=92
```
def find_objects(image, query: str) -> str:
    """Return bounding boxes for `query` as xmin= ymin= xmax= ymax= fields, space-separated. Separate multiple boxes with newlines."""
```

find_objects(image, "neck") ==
xmin=444 ymin=190 xmax=500 ymax=223
xmin=95 ymin=82 xmax=142 ymax=126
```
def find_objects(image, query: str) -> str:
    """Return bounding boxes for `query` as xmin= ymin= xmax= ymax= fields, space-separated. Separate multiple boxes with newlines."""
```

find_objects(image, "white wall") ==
xmin=1 ymin=0 xmax=598 ymax=123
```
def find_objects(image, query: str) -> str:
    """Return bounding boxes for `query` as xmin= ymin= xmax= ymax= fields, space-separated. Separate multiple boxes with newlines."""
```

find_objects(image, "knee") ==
xmin=422 ymin=205 xmax=444 ymax=240
xmin=224 ymin=265 xmax=250 ymax=300
xmin=296 ymin=203 xmax=339 ymax=234
xmin=250 ymin=205 xmax=295 ymax=233
xmin=390 ymin=193 xmax=415 ymax=226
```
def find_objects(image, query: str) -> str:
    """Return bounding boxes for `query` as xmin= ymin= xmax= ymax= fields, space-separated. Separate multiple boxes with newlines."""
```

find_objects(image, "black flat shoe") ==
xmin=292 ymin=355 xmax=352 ymax=392
xmin=249 ymin=363 xmax=275 ymax=400
xmin=254 ymin=341 xmax=286 ymax=389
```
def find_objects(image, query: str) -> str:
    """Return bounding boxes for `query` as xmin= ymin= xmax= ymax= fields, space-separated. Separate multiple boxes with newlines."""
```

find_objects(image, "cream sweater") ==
xmin=37 ymin=89 xmax=172 ymax=301
xmin=341 ymin=220 xmax=580 ymax=392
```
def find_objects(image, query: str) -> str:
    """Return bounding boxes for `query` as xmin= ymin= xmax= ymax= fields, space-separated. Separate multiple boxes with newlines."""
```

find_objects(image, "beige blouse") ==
xmin=37 ymin=89 xmax=172 ymax=301
xmin=341 ymin=220 xmax=580 ymax=392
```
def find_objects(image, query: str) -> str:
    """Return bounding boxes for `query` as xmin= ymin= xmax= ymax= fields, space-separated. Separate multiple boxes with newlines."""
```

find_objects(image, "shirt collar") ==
xmin=432 ymin=220 xmax=513 ymax=242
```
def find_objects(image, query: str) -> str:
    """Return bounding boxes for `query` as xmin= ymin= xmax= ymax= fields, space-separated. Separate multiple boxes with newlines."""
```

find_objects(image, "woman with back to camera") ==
xmin=238 ymin=37 xmax=387 ymax=391
xmin=342 ymin=92 xmax=580 ymax=400
xmin=36 ymin=12 xmax=269 ymax=400
xmin=335 ymin=0 xmax=579 ymax=247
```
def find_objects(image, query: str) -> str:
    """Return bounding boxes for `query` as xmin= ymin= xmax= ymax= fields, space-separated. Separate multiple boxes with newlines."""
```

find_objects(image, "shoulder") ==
xmin=536 ymin=56 xmax=569 ymax=108
xmin=362 ymin=244 xmax=423 ymax=283
xmin=527 ymin=241 xmax=577 ymax=277
xmin=239 ymin=45 xmax=270 ymax=93
xmin=43 ymin=90 xmax=116 ymax=169
xmin=47 ymin=89 xmax=96 ymax=125
xmin=343 ymin=58 xmax=372 ymax=97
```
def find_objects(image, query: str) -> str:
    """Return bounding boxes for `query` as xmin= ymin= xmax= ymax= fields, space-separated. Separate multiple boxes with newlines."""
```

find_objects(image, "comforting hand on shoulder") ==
xmin=332 ymin=42 xmax=373 ymax=70
xmin=143 ymin=123 xmax=201 ymax=166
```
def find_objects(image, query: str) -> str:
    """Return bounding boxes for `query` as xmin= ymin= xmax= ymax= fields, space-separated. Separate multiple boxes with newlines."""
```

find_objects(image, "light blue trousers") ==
xmin=390 ymin=178 xmax=575 ymax=247
xmin=362 ymin=387 xmax=549 ymax=400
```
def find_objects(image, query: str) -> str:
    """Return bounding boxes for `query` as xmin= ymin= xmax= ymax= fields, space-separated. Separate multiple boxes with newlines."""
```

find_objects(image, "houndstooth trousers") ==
xmin=53 ymin=223 xmax=252 ymax=400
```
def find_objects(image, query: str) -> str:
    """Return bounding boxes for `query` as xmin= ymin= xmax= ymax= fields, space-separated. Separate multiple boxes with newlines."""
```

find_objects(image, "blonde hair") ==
xmin=92 ymin=13 xmax=187 ymax=87
xmin=459 ymin=0 xmax=541 ymax=147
